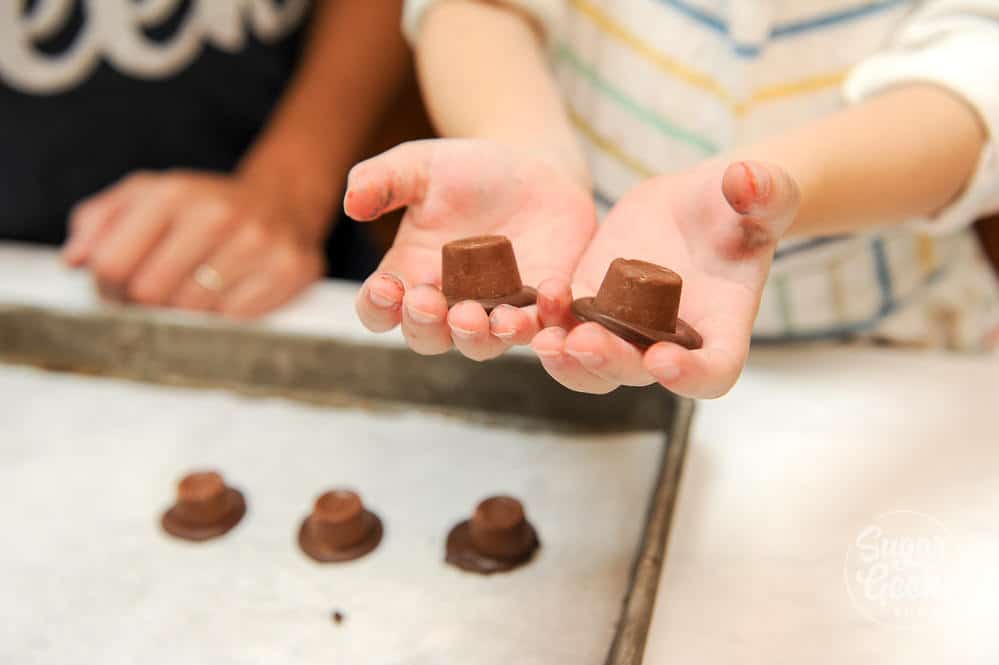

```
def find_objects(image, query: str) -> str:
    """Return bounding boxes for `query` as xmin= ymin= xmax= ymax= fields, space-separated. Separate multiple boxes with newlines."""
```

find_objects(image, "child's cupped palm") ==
xmin=533 ymin=160 xmax=800 ymax=398
xmin=347 ymin=138 xmax=799 ymax=398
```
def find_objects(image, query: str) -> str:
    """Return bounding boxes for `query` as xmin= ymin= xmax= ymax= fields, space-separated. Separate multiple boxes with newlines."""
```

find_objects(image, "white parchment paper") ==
xmin=0 ymin=364 xmax=664 ymax=665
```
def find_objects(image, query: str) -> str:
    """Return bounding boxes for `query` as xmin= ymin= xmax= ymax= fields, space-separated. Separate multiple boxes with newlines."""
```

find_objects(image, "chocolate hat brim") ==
xmin=571 ymin=297 xmax=703 ymax=350
xmin=161 ymin=488 xmax=247 ymax=542
xmin=445 ymin=520 xmax=539 ymax=575
xmin=298 ymin=511 xmax=383 ymax=563
xmin=445 ymin=286 xmax=537 ymax=313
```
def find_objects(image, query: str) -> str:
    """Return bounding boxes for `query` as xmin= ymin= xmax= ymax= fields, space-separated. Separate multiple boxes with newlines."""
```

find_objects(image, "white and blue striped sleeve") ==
xmin=844 ymin=0 xmax=999 ymax=234
xmin=403 ymin=0 xmax=564 ymax=45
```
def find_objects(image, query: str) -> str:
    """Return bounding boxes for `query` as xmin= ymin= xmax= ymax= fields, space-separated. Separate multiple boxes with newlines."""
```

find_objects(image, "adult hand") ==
xmin=531 ymin=160 xmax=800 ymax=398
xmin=62 ymin=170 xmax=325 ymax=318
xmin=346 ymin=138 xmax=596 ymax=361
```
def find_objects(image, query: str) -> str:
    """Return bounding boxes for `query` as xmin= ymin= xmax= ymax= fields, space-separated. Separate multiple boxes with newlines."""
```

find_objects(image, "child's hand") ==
xmin=346 ymin=138 xmax=596 ymax=360
xmin=530 ymin=160 xmax=800 ymax=398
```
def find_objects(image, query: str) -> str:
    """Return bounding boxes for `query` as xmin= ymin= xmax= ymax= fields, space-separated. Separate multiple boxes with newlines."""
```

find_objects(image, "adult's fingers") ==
xmin=218 ymin=245 xmax=322 ymax=319
xmin=169 ymin=222 xmax=270 ymax=311
xmin=127 ymin=200 xmax=233 ymax=305
xmin=344 ymin=141 xmax=433 ymax=221
xmin=89 ymin=178 xmax=187 ymax=291
xmin=63 ymin=172 xmax=152 ymax=266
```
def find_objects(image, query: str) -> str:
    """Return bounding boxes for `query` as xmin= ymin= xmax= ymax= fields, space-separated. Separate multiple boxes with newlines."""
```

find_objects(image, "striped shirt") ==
xmin=405 ymin=0 xmax=999 ymax=350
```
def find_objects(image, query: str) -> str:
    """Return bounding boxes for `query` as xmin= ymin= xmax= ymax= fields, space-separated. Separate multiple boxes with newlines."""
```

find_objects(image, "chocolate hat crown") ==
xmin=442 ymin=235 xmax=523 ymax=300
xmin=298 ymin=489 xmax=383 ymax=563
xmin=593 ymin=259 xmax=682 ymax=333
xmin=445 ymin=495 xmax=540 ymax=574
xmin=308 ymin=490 xmax=369 ymax=549
xmin=469 ymin=496 xmax=535 ymax=560
xmin=161 ymin=470 xmax=246 ymax=541
xmin=570 ymin=258 xmax=702 ymax=349
xmin=174 ymin=471 xmax=229 ymax=525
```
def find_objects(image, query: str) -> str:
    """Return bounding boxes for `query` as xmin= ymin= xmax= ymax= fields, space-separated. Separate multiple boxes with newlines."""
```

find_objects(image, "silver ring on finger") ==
xmin=194 ymin=263 xmax=224 ymax=293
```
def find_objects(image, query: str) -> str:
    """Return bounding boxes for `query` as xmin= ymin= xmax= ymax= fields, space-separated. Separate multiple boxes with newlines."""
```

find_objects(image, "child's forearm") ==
xmin=416 ymin=1 xmax=589 ymax=186
xmin=737 ymin=84 xmax=986 ymax=237
xmin=240 ymin=0 xmax=412 ymax=239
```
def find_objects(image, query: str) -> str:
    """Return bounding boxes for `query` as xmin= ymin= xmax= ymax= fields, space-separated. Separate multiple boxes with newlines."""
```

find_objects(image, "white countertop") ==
xmin=2 ymin=244 xmax=998 ymax=664
xmin=647 ymin=346 xmax=998 ymax=664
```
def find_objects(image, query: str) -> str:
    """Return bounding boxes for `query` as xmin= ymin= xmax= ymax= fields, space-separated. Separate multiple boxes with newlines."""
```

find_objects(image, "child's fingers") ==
xmin=356 ymin=240 xmax=440 ymax=333
xmin=718 ymin=160 xmax=801 ymax=256
xmin=344 ymin=140 xmax=433 ymax=221
xmin=400 ymin=284 xmax=453 ymax=355
xmin=447 ymin=301 xmax=509 ymax=361
xmin=536 ymin=278 xmax=576 ymax=329
xmin=483 ymin=280 xmax=573 ymax=350
xmin=355 ymin=272 xmax=406 ymax=332
xmin=488 ymin=304 xmax=539 ymax=346
xmin=531 ymin=327 xmax=620 ymax=394
xmin=562 ymin=323 xmax=655 ymax=388
xmin=643 ymin=340 xmax=746 ymax=399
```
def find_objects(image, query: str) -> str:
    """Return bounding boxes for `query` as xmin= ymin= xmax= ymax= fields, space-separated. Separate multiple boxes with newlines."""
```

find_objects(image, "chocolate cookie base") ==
xmin=161 ymin=488 xmax=247 ymax=541
xmin=571 ymin=298 xmax=702 ymax=350
xmin=445 ymin=520 xmax=539 ymax=575
xmin=298 ymin=511 xmax=384 ymax=563
xmin=445 ymin=287 xmax=537 ymax=313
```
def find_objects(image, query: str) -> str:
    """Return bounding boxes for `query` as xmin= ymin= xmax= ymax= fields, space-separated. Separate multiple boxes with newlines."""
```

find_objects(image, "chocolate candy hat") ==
xmin=572 ymin=258 xmax=702 ymax=350
xmin=445 ymin=495 xmax=540 ymax=575
xmin=441 ymin=235 xmax=537 ymax=311
xmin=298 ymin=489 xmax=383 ymax=563
xmin=161 ymin=470 xmax=247 ymax=541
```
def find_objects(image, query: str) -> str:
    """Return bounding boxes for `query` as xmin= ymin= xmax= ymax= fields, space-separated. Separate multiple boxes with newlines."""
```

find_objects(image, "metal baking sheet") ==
xmin=0 ymin=303 xmax=693 ymax=665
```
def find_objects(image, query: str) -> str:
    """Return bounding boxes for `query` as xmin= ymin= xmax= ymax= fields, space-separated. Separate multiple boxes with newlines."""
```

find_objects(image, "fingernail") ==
xmin=649 ymin=363 xmax=681 ymax=383
xmin=534 ymin=346 xmax=561 ymax=358
xmin=368 ymin=275 xmax=402 ymax=309
xmin=565 ymin=349 xmax=604 ymax=369
xmin=489 ymin=306 xmax=516 ymax=340
xmin=448 ymin=323 xmax=477 ymax=340
xmin=369 ymin=290 xmax=397 ymax=309
xmin=406 ymin=303 xmax=441 ymax=324
xmin=541 ymin=326 xmax=567 ymax=341
xmin=534 ymin=349 xmax=565 ymax=368
xmin=742 ymin=161 xmax=771 ymax=203
xmin=538 ymin=292 xmax=557 ymax=311
xmin=533 ymin=327 xmax=567 ymax=364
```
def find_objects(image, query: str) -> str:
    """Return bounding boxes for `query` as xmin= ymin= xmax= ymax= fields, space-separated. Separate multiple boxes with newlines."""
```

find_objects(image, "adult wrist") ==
xmin=237 ymin=131 xmax=344 ymax=243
